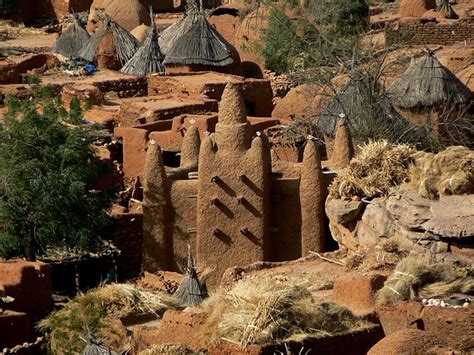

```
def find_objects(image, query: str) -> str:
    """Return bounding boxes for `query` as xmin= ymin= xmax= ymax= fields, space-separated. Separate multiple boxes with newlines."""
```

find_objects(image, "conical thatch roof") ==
xmin=388 ymin=50 xmax=472 ymax=110
xmin=82 ymin=339 xmax=120 ymax=355
xmin=318 ymin=74 xmax=403 ymax=136
xmin=158 ymin=4 xmax=200 ymax=56
xmin=162 ymin=5 xmax=234 ymax=67
xmin=78 ymin=25 xmax=108 ymax=62
xmin=78 ymin=13 xmax=140 ymax=66
xmin=121 ymin=12 xmax=165 ymax=76
xmin=53 ymin=14 xmax=90 ymax=58
xmin=436 ymin=0 xmax=458 ymax=19
xmin=174 ymin=246 xmax=208 ymax=307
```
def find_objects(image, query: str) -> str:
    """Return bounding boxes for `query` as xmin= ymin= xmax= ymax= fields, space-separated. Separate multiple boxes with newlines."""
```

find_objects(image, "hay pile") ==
xmin=408 ymin=145 xmax=474 ymax=199
xmin=376 ymin=256 xmax=474 ymax=305
xmin=201 ymin=279 xmax=370 ymax=346
xmin=39 ymin=283 xmax=180 ymax=353
xmin=329 ymin=140 xmax=415 ymax=199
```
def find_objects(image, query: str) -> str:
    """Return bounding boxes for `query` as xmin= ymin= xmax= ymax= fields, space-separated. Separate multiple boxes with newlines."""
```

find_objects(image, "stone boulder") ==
xmin=326 ymin=188 xmax=474 ymax=262
xmin=423 ymin=195 xmax=474 ymax=238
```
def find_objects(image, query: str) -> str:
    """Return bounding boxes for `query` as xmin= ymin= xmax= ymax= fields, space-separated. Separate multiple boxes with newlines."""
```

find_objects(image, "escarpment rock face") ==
xmin=326 ymin=188 xmax=474 ymax=263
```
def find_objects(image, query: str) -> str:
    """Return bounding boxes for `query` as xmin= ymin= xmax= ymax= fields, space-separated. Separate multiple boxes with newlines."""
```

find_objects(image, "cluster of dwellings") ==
xmin=0 ymin=0 xmax=472 ymax=287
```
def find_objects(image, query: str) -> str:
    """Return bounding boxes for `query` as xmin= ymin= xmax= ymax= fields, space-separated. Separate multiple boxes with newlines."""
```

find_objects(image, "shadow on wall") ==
xmin=1 ymin=0 xmax=93 ymax=25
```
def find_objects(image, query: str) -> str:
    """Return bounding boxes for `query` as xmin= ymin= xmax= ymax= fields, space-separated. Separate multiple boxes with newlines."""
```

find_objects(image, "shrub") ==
xmin=0 ymin=90 xmax=114 ymax=260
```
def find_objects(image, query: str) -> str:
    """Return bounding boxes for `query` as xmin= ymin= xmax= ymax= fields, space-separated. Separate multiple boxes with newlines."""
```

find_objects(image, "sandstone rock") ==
xmin=422 ymin=195 xmax=474 ymax=238
xmin=386 ymin=190 xmax=431 ymax=230
xmin=329 ymin=221 xmax=359 ymax=251
xmin=356 ymin=201 xmax=397 ymax=248
xmin=325 ymin=197 xmax=365 ymax=225
xmin=368 ymin=329 xmax=447 ymax=355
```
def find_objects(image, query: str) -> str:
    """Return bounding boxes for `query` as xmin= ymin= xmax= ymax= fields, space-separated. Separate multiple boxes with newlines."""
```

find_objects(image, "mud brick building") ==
xmin=2 ymin=0 xmax=93 ymax=24
xmin=142 ymin=83 xmax=329 ymax=287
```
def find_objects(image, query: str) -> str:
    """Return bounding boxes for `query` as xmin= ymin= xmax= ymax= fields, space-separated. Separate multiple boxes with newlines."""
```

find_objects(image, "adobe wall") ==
xmin=110 ymin=211 xmax=144 ymax=279
xmin=114 ymin=127 xmax=150 ymax=183
xmin=148 ymin=74 xmax=274 ymax=117
xmin=115 ymin=115 xmax=218 ymax=182
xmin=269 ymin=178 xmax=302 ymax=261
xmin=0 ymin=261 xmax=52 ymax=322
xmin=169 ymin=179 xmax=198 ymax=272
xmin=118 ymin=98 xmax=218 ymax=127
xmin=35 ymin=0 xmax=93 ymax=20
xmin=386 ymin=18 xmax=474 ymax=46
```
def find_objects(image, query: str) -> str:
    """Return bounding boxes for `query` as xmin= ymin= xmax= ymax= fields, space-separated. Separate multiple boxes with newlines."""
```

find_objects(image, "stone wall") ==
xmin=93 ymin=77 xmax=148 ymax=99
xmin=386 ymin=18 xmax=474 ymax=46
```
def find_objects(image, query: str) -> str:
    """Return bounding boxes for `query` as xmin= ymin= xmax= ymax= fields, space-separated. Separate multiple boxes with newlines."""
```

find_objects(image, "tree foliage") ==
xmin=258 ymin=0 xmax=368 ymax=74
xmin=0 ymin=89 xmax=114 ymax=260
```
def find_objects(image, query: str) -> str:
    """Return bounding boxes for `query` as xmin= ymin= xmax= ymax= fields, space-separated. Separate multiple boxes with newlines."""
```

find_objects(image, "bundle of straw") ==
xmin=201 ymin=279 xmax=370 ymax=346
xmin=376 ymin=256 xmax=473 ymax=305
xmin=329 ymin=140 xmax=415 ymax=199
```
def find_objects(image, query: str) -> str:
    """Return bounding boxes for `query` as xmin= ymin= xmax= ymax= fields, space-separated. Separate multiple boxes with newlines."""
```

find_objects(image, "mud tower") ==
xmin=196 ymin=83 xmax=272 ymax=287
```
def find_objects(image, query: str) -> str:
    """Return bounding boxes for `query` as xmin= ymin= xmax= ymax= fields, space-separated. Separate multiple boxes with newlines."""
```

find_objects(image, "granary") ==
xmin=121 ymin=11 xmax=165 ymax=76
xmin=141 ymin=83 xmax=339 ymax=287
xmin=52 ymin=13 xmax=90 ymax=58
xmin=436 ymin=0 xmax=458 ymax=19
xmin=87 ymin=0 xmax=151 ymax=33
xmin=317 ymin=72 xmax=403 ymax=137
xmin=160 ymin=2 xmax=241 ymax=75
xmin=79 ymin=13 xmax=140 ymax=69
xmin=388 ymin=50 xmax=472 ymax=125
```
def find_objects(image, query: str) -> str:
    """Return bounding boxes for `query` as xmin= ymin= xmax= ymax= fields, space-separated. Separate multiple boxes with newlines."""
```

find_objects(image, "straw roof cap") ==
xmin=52 ymin=15 xmax=90 ymax=58
xmin=162 ymin=5 xmax=235 ymax=67
xmin=388 ymin=50 xmax=472 ymax=109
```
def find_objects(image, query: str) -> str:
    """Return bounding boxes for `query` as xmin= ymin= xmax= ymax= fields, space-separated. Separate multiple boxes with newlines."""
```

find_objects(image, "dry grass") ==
xmin=376 ymin=256 xmax=473 ymax=305
xmin=139 ymin=344 xmax=200 ymax=355
xmin=201 ymin=279 xmax=371 ymax=346
xmin=39 ymin=283 xmax=180 ymax=353
xmin=329 ymin=140 xmax=415 ymax=199
xmin=345 ymin=236 xmax=412 ymax=272
xmin=408 ymin=145 xmax=474 ymax=199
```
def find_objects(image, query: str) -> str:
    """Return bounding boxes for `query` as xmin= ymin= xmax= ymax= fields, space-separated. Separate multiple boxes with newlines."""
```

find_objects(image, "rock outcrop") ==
xmin=326 ymin=188 xmax=474 ymax=263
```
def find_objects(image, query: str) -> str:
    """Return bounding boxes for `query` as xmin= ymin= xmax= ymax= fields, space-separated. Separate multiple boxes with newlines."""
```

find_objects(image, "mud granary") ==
xmin=143 ymin=83 xmax=329 ymax=287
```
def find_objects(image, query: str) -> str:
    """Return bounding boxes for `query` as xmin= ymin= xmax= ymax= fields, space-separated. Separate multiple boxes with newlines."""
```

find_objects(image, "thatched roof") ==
xmin=52 ymin=14 xmax=90 ymax=58
xmin=162 ymin=5 xmax=234 ymax=67
xmin=78 ymin=25 xmax=108 ymax=62
xmin=388 ymin=50 xmax=472 ymax=110
xmin=158 ymin=4 xmax=200 ymax=56
xmin=77 ymin=12 xmax=140 ymax=65
xmin=436 ymin=0 xmax=458 ymax=19
xmin=318 ymin=74 xmax=403 ymax=136
xmin=173 ymin=246 xmax=208 ymax=307
xmin=103 ymin=13 xmax=141 ymax=65
xmin=82 ymin=342 xmax=120 ymax=355
xmin=121 ymin=11 xmax=165 ymax=76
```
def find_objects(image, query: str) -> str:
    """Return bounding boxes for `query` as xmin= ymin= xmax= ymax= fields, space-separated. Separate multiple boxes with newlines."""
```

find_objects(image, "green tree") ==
xmin=0 ymin=92 xmax=113 ymax=260
xmin=257 ymin=0 xmax=368 ymax=74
